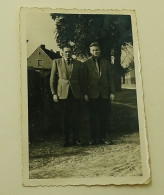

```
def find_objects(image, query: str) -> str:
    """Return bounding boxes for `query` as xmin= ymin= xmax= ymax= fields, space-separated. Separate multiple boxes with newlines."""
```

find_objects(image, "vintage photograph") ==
xmin=20 ymin=8 xmax=150 ymax=185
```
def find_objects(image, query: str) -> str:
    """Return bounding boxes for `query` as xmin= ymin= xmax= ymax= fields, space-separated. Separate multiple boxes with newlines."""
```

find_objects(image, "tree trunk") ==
xmin=102 ymin=46 xmax=111 ymax=61
xmin=114 ymin=44 xmax=122 ymax=92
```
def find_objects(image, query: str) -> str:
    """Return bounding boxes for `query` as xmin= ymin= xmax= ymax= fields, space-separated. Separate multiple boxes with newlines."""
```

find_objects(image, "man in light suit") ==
xmin=83 ymin=42 xmax=115 ymax=145
xmin=50 ymin=45 xmax=83 ymax=147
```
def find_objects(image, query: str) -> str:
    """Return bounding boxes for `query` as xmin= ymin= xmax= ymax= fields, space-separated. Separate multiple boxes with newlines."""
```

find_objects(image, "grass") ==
xmin=28 ymin=88 xmax=139 ymax=142
xmin=28 ymin=88 xmax=142 ymax=179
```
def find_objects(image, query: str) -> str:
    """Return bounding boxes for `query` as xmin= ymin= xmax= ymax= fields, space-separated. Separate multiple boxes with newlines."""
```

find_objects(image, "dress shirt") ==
xmin=93 ymin=57 xmax=100 ymax=74
xmin=65 ymin=58 xmax=73 ymax=78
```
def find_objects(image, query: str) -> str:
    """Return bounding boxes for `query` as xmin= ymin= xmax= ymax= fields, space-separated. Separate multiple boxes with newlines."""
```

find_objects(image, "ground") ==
xmin=29 ymin=132 xmax=142 ymax=178
xmin=29 ymin=89 xmax=142 ymax=178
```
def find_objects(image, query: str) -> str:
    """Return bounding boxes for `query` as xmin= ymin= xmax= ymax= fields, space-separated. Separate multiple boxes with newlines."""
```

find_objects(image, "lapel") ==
xmin=58 ymin=58 xmax=68 ymax=79
xmin=60 ymin=58 xmax=74 ymax=79
xmin=61 ymin=58 xmax=67 ymax=73
xmin=70 ymin=58 xmax=74 ymax=78
xmin=99 ymin=59 xmax=106 ymax=76
xmin=90 ymin=57 xmax=101 ymax=77
xmin=90 ymin=57 xmax=99 ymax=76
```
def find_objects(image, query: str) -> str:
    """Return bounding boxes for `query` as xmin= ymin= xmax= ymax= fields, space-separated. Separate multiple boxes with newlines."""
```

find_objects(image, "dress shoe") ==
xmin=108 ymin=140 xmax=114 ymax=145
xmin=98 ymin=139 xmax=114 ymax=145
xmin=89 ymin=139 xmax=98 ymax=145
xmin=98 ymin=139 xmax=109 ymax=145
xmin=72 ymin=140 xmax=81 ymax=146
xmin=63 ymin=142 xmax=70 ymax=147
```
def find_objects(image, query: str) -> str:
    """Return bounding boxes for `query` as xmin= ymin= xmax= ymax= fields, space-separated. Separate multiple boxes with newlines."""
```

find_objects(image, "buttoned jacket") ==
xmin=83 ymin=56 xmax=115 ymax=99
xmin=50 ymin=58 xmax=83 ymax=99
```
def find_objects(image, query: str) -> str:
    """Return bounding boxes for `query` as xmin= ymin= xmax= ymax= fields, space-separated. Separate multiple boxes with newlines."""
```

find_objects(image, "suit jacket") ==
xmin=83 ymin=56 xmax=115 ymax=99
xmin=50 ymin=58 xmax=83 ymax=99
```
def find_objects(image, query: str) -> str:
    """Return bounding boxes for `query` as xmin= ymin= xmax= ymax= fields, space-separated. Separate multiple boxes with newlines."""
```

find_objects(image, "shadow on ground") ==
xmin=28 ymin=88 xmax=142 ymax=178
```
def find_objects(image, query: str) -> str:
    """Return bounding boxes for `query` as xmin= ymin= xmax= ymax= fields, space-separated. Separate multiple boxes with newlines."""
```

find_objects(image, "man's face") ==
xmin=63 ymin=47 xmax=72 ymax=60
xmin=90 ymin=46 xmax=101 ymax=58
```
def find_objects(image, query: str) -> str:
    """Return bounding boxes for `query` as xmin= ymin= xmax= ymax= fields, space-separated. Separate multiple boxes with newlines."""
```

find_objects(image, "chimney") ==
xmin=51 ymin=49 xmax=54 ymax=53
xmin=40 ymin=44 xmax=45 ymax=49
xmin=56 ymin=51 xmax=60 ymax=56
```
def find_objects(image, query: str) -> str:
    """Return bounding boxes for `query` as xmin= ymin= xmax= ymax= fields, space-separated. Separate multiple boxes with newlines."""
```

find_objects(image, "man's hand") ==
xmin=84 ymin=94 xmax=89 ymax=102
xmin=53 ymin=94 xmax=58 ymax=103
xmin=110 ymin=94 xmax=115 ymax=101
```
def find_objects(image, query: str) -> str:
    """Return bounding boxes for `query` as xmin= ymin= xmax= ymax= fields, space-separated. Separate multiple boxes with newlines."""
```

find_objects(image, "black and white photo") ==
xmin=20 ymin=8 xmax=150 ymax=185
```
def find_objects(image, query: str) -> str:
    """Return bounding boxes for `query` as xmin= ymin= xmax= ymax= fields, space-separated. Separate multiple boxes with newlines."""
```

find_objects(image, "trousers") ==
xmin=88 ymin=96 xmax=111 ymax=141
xmin=59 ymin=88 xmax=81 ymax=142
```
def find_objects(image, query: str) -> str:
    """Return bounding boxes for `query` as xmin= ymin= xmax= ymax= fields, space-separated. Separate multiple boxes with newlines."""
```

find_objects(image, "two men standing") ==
xmin=50 ymin=42 xmax=115 ymax=147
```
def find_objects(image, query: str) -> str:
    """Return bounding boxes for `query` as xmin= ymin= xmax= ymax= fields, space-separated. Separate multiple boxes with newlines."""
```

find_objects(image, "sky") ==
xmin=26 ymin=12 xmax=133 ymax=68
xmin=27 ymin=13 xmax=60 ymax=58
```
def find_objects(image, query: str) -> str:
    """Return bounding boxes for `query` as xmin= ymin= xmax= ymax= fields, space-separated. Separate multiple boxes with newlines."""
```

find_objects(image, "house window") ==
xmin=39 ymin=52 xmax=41 ymax=55
xmin=38 ymin=60 xmax=43 ymax=66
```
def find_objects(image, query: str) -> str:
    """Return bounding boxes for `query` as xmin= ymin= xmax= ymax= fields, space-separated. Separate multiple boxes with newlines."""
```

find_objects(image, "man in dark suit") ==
xmin=83 ymin=42 xmax=115 ymax=145
xmin=50 ymin=45 xmax=83 ymax=147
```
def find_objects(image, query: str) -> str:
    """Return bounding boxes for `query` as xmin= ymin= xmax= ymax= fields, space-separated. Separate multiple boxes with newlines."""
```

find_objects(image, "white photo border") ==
xmin=20 ymin=7 xmax=150 ymax=186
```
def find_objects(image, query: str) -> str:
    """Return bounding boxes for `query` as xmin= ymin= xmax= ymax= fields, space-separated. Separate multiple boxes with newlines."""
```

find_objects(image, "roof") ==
xmin=41 ymin=47 xmax=61 ymax=60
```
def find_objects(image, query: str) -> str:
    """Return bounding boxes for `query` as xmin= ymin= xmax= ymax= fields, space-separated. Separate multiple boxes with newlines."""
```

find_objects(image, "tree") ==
xmin=51 ymin=13 xmax=133 ymax=91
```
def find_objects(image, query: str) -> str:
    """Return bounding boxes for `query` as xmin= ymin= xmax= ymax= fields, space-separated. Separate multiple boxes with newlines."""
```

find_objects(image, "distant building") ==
xmin=121 ymin=43 xmax=136 ymax=89
xmin=27 ymin=44 xmax=61 ymax=70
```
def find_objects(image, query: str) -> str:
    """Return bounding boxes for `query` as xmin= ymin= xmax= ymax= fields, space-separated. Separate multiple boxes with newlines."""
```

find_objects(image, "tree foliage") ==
xmin=51 ymin=13 xmax=133 ymax=91
xmin=51 ymin=13 xmax=133 ymax=58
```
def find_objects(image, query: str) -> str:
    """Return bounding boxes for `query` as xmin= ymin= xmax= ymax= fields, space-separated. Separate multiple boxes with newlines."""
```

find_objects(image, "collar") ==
xmin=92 ymin=57 xmax=100 ymax=62
xmin=63 ymin=57 xmax=72 ymax=63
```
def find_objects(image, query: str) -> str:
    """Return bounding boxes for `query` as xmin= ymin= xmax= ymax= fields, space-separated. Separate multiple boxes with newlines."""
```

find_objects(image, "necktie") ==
xmin=95 ymin=59 xmax=100 ymax=74
xmin=65 ymin=59 xmax=72 ymax=78
xmin=66 ymin=59 xmax=70 ymax=65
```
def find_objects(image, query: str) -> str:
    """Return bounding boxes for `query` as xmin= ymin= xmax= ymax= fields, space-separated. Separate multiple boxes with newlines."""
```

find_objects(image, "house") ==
xmin=27 ymin=44 xmax=61 ymax=70
xmin=121 ymin=43 xmax=136 ymax=89
xmin=27 ymin=45 xmax=61 ymax=103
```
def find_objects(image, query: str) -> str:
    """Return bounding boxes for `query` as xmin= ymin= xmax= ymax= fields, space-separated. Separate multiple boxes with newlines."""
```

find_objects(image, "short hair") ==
xmin=62 ymin=44 xmax=73 ymax=51
xmin=90 ymin=42 xmax=100 ymax=48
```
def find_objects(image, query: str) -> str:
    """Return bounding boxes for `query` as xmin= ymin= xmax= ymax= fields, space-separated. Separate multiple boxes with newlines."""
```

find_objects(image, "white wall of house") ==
xmin=27 ymin=47 xmax=53 ymax=69
xmin=121 ymin=43 xmax=136 ymax=85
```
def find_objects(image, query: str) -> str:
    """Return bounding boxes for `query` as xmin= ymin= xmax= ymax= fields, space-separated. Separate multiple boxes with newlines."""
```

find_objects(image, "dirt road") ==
xmin=29 ymin=132 xmax=142 ymax=178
